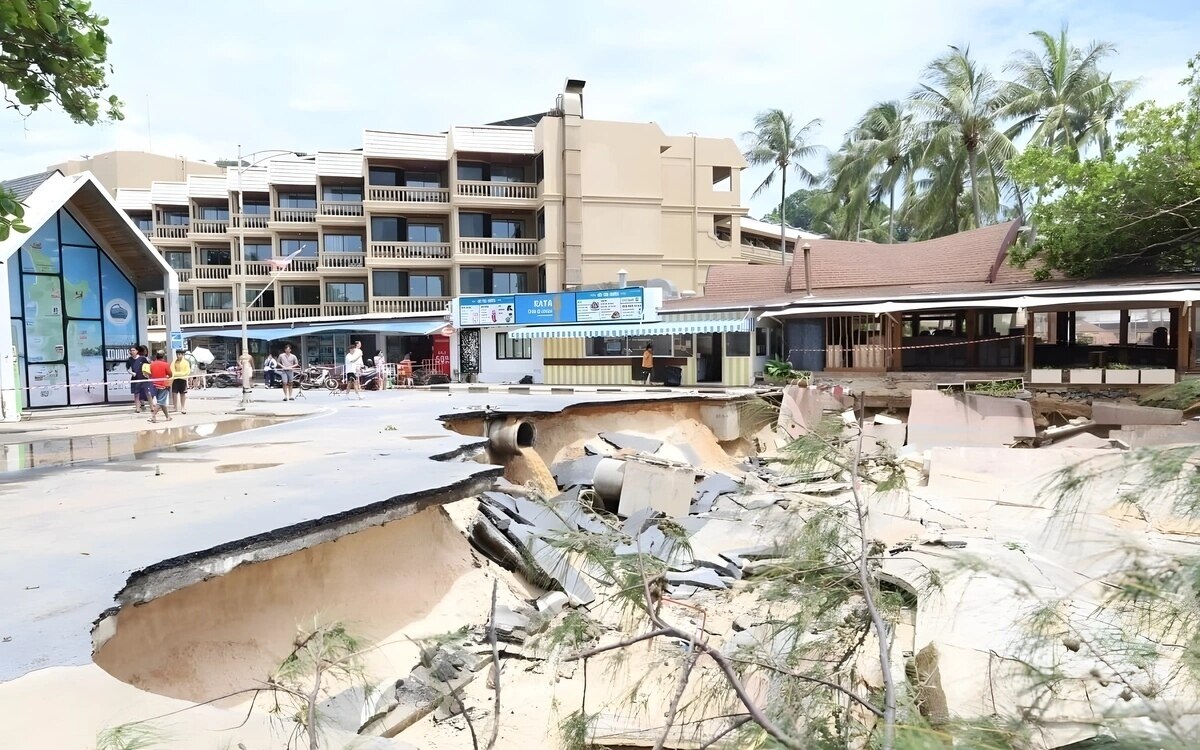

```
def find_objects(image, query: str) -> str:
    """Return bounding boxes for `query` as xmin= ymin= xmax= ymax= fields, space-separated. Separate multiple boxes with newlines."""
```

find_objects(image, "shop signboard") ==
xmin=458 ymin=288 xmax=644 ymax=327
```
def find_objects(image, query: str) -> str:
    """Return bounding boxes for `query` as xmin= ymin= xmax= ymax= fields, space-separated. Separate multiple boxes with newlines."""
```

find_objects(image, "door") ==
xmin=696 ymin=333 xmax=723 ymax=383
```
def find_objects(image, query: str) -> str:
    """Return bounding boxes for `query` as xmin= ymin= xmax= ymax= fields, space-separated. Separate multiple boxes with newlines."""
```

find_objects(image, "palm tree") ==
xmin=1002 ymin=26 xmax=1131 ymax=160
xmin=743 ymin=109 xmax=823 ymax=264
xmin=1075 ymin=72 xmax=1137 ymax=157
xmin=910 ymin=46 xmax=1014 ymax=229
xmin=849 ymin=101 xmax=919 ymax=242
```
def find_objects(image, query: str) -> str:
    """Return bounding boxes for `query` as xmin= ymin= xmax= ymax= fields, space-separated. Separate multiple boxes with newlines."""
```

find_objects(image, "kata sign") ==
xmin=458 ymin=288 xmax=644 ymax=327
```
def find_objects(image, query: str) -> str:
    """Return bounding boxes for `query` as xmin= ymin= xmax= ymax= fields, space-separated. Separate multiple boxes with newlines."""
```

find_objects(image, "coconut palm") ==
xmin=1075 ymin=72 xmax=1138 ymax=157
xmin=1002 ymin=26 xmax=1132 ymax=160
xmin=849 ymin=101 xmax=919 ymax=242
xmin=743 ymin=109 xmax=823 ymax=264
xmin=910 ymin=45 xmax=1015 ymax=229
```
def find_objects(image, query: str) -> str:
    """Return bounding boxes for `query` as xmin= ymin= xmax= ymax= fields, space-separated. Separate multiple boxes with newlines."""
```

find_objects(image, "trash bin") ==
xmin=663 ymin=366 xmax=683 ymax=387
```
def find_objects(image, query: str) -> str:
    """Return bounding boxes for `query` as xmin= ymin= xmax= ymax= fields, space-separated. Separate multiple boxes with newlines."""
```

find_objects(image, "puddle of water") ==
xmin=0 ymin=418 xmax=284 ymax=474
xmin=214 ymin=463 xmax=282 ymax=474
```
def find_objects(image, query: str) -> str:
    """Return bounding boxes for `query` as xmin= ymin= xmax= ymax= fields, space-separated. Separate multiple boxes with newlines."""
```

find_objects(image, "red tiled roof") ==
xmin=786 ymin=220 xmax=1025 ymax=292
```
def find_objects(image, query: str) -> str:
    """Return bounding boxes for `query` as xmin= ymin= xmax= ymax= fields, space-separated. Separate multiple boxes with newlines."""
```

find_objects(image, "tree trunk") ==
xmin=780 ymin=168 xmax=789 ymax=266
xmin=888 ymin=185 xmax=896 ymax=244
xmin=967 ymin=147 xmax=984 ymax=229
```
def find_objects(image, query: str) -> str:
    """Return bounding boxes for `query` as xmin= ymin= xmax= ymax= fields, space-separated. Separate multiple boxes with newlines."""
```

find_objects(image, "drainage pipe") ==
xmin=592 ymin=457 xmax=626 ymax=504
xmin=486 ymin=419 xmax=537 ymax=456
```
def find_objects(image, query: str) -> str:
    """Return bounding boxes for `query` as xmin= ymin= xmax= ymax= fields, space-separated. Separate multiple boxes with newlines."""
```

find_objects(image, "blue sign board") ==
xmin=459 ymin=287 xmax=645 ymax=327
xmin=169 ymin=331 xmax=185 ymax=353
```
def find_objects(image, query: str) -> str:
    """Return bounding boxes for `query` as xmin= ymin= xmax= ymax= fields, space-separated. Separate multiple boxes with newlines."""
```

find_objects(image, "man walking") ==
xmin=344 ymin=340 xmax=364 ymax=399
xmin=278 ymin=343 xmax=300 ymax=401
xmin=144 ymin=350 xmax=173 ymax=423
xmin=641 ymin=343 xmax=654 ymax=385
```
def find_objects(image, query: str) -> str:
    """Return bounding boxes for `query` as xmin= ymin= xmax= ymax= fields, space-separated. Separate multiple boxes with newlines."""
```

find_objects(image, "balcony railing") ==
xmin=457 ymin=238 xmax=539 ymax=256
xmin=278 ymin=304 xmax=322 ymax=319
xmin=190 ymin=219 xmax=228 ymax=234
xmin=368 ymin=242 xmax=452 ymax=261
xmin=371 ymin=297 xmax=452 ymax=315
xmin=231 ymin=214 xmax=270 ymax=229
xmin=195 ymin=310 xmax=235 ymax=324
xmin=154 ymin=225 xmax=188 ymax=239
xmin=319 ymin=252 xmax=365 ymax=269
xmin=323 ymin=302 xmax=369 ymax=317
xmin=235 ymin=258 xmax=319 ymax=276
xmin=456 ymin=181 xmax=537 ymax=200
xmin=271 ymin=208 xmax=317 ymax=223
xmin=740 ymin=243 xmax=783 ymax=263
xmin=192 ymin=264 xmax=233 ymax=280
xmin=174 ymin=269 xmax=192 ymax=283
xmin=318 ymin=201 xmax=365 ymax=217
xmin=366 ymin=186 xmax=450 ymax=203
xmin=147 ymin=312 xmax=165 ymax=327
xmin=245 ymin=308 xmax=277 ymax=322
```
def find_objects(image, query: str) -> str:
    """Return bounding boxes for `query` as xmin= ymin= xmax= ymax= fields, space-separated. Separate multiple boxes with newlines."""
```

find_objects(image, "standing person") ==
xmin=143 ymin=350 xmax=173 ymax=423
xmin=126 ymin=346 xmax=148 ymax=413
xmin=170 ymin=349 xmax=191 ymax=414
xmin=373 ymin=350 xmax=386 ymax=390
xmin=344 ymin=340 xmax=364 ymax=399
xmin=278 ymin=343 xmax=300 ymax=401
xmin=263 ymin=351 xmax=280 ymax=388
xmin=237 ymin=348 xmax=254 ymax=397
xmin=641 ymin=343 xmax=654 ymax=385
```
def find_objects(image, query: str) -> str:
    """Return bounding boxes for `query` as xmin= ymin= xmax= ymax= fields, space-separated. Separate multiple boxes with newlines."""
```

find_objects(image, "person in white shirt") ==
xmin=263 ymin=352 xmax=280 ymax=389
xmin=344 ymin=340 xmax=364 ymax=399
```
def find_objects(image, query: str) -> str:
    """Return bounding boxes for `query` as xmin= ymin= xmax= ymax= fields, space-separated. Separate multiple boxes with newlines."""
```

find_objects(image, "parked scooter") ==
xmin=298 ymin=365 xmax=337 ymax=391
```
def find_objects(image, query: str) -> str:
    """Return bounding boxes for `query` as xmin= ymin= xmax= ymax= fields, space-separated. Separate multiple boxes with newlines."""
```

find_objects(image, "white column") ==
xmin=0 ymin=273 xmax=18 ymax=422
xmin=165 ymin=269 xmax=181 ymax=351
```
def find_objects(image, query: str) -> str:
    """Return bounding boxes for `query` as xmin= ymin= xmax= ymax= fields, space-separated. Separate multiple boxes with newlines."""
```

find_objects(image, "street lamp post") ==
xmin=234 ymin=146 xmax=303 ymax=411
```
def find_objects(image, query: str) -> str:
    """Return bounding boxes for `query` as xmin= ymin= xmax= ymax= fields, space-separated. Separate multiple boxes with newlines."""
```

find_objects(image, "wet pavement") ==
xmin=0 ymin=388 xmax=745 ymax=681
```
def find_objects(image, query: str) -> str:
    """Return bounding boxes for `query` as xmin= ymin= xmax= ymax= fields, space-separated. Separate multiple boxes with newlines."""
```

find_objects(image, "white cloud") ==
xmin=1 ymin=0 xmax=1196 ymax=221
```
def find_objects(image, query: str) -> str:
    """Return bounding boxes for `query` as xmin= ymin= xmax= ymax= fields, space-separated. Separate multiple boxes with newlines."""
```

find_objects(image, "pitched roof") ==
xmin=786 ymin=220 xmax=1026 ymax=292
xmin=0 ymin=170 xmax=59 ymax=201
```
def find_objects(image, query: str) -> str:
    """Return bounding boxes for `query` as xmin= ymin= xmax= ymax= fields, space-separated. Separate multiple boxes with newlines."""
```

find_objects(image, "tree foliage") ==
xmin=0 ymin=0 xmax=123 ymax=239
xmin=761 ymin=188 xmax=819 ymax=230
xmin=1009 ymin=55 xmax=1200 ymax=278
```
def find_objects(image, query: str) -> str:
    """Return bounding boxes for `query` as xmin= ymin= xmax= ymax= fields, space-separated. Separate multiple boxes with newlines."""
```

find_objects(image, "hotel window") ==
xmin=134 ymin=216 xmax=153 ymax=232
xmin=410 ymin=274 xmax=444 ymax=297
xmin=457 ymin=162 xmax=486 ymax=181
xmin=460 ymin=267 xmax=488 ymax=295
xmin=493 ymin=272 xmax=526 ymax=294
xmin=492 ymin=219 xmax=523 ymax=239
xmin=243 ymin=242 xmax=272 ymax=261
xmin=202 ymin=291 xmax=233 ymax=310
xmin=496 ymin=332 xmax=531 ymax=360
xmin=491 ymin=165 xmax=525 ymax=183
xmin=277 ymin=193 xmax=316 ymax=209
xmin=203 ymin=247 xmax=231 ymax=266
xmin=243 ymin=199 xmax=270 ymax=215
xmin=282 ymin=285 xmax=320 ymax=305
xmin=161 ymin=211 xmax=189 ymax=225
xmin=408 ymin=223 xmax=443 ymax=242
xmin=373 ymin=272 xmax=445 ymax=297
xmin=178 ymin=294 xmax=194 ymax=312
xmin=326 ymin=282 xmax=366 ymax=303
xmin=324 ymin=234 xmax=364 ymax=253
xmin=459 ymin=212 xmax=488 ymax=238
xmin=371 ymin=216 xmax=404 ymax=242
xmin=280 ymin=238 xmax=318 ymax=257
xmin=406 ymin=171 xmax=440 ymax=187
xmin=322 ymin=185 xmax=362 ymax=202
xmin=164 ymin=251 xmax=192 ymax=270
xmin=197 ymin=205 xmax=229 ymax=220
xmin=368 ymin=167 xmax=401 ymax=186
xmin=726 ymin=332 xmax=751 ymax=357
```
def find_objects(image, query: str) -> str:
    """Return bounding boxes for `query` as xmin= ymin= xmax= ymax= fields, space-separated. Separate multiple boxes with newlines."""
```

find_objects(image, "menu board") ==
xmin=575 ymin=288 xmax=643 ymax=322
xmin=458 ymin=296 xmax=516 ymax=326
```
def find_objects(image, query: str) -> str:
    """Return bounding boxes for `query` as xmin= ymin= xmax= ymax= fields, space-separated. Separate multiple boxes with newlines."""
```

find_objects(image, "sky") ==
xmin=2 ymin=0 xmax=1198 ymax=219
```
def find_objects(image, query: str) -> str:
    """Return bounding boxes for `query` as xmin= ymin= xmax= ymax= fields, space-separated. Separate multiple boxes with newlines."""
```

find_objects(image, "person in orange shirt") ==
xmin=641 ymin=343 xmax=654 ymax=385
xmin=142 ymin=350 xmax=173 ymax=423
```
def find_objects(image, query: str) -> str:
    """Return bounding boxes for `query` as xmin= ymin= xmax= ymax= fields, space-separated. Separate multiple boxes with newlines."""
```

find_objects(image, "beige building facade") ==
xmin=49 ymin=151 xmax=222 ymax=195
xmin=84 ymin=81 xmax=759 ymax=342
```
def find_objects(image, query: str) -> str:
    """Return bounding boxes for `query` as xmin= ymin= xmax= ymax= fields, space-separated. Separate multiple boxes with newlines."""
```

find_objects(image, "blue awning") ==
xmin=183 ymin=319 xmax=445 ymax=340
xmin=507 ymin=317 xmax=753 ymax=340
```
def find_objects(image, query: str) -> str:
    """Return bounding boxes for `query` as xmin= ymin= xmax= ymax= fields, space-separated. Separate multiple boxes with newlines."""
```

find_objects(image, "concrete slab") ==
xmin=599 ymin=431 xmax=664 ymax=454
xmin=1109 ymin=422 xmax=1200 ymax=447
xmin=550 ymin=454 xmax=604 ymax=489
xmin=691 ymin=472 xmax=740 ymax=514
xmin=777 ymin=384 xmax=823 ymax=439
xmin=0 ymin=388 xmax=734 ymax=680
xmin=907 ymin=390 xmax=1036 ymax=450
xmin=617 ymin=457 xmax=695 ymax=518
xmin=863 ymin=422 xmax=907 ymax=452
xmin=1092 ymin=402 xmax=1183 ymax=426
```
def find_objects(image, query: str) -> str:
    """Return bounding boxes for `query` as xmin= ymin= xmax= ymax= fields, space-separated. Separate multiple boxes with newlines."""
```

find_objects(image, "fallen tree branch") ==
xmin=698 ymin=715 xmax=753 ymax=749
xmin=653 ymin=644 xmax=701 ymax=750
xmin=728 ymin=656 xmax=883 ymax=717
xmin=486 ymin=579 xmax=501 ymax=750
xmin=565 ymin=628 xmax=674 ymax=661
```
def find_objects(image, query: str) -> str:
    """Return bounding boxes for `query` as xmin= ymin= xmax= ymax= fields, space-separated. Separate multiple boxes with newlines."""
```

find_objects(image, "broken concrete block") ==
xmin=874 ymin=413 xmax=903 ymax=425
xmin=699 ymin=403 xmax=741 ymax=441
xmin=665 ymin=568 xmax=728 ymax=589
xmin=360 ymin=672 xmax=443 ymax=737
xmin=490 ymin=604 xmax=533 ymax=643
xmin=511 ymin=495 xmax=575 ymax=533
xmin=551 ymin=454 xmax=605 ymax=489
xmin=1109 ymin=421 xmax=1200 ymax=447
xmin=599 ymin=431 xmax=663 ymax=454
xmin=470 ymin=515 xmax=524 ymax=571
xmin=536 ymin=591 xmax=570 ymax=618
xmin=505 ymin=524 xmax=597 ymax=606
xmin=692 ymin=472 xmax=740 ymax=514
xmin=907 ymin=390 xmax=1036 ymax=450
xmin=1092 ymin=402 xmax=1184 ymax=426
xmin=618 ymin=457 xmax=695 ymax=519
xmin=583 ymin=437 xmax=617 ymax=456
xmin=778 ymin=384 xmax=825 ymax=439
xmin=863 ymin=422 xmax=907 ymax=453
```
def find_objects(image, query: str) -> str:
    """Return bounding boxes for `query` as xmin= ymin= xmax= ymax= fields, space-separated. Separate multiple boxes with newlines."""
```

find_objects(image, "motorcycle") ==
xmin=329 ymin=367 xmax=381 ymax=392
xmin=298 ymin=365 xmax=337 ymax=391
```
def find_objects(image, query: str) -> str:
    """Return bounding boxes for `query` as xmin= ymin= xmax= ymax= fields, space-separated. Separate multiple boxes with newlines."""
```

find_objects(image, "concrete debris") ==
xmin=863 ymin=422 xmax=907 ymax=452
xmin=1110 ymin=422 xmax=1200 ymax=447
xmin=699 ymin=403 xmax=742 ymax=441
xmin=1092 ymin=401 xmax=1184 ymax=426
xmin=583 ymin=437 xmax=617 ymax=456
xmin=550 ymin=454 xmax=605 ymax=489
xmin=907 ymin=390 xmax=1036 ymax=450
xmin=778 ymin=384 xmax=823 ymax=438
xmin=874 ymin=413 xmax=903 ymax=425
xmin=490 ymin=603 xmax=535 ymax=643
xmin=664 ymin=567 xmax=728 ymax=589
xmin=598 ymin=431 xmax=664 ymax=454
xmin=1052 ymin=432 xmax=1119 ymax=450
xmin=691 ymin=472 xmax=740 ymax=513
xmin=535 ymin=591 xmax=570 ymax=618
xmin=617 ymin=456 xmax=695 ymax=519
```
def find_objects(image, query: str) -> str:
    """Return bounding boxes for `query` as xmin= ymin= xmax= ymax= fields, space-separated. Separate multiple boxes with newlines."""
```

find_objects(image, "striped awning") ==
xmin=507 ymin=317 xmax=752 ymax=340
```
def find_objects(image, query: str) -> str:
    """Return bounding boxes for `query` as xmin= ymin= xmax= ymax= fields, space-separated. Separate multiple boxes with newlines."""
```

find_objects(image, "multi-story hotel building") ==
xmin=77 ymin=81 xmax=800 ymax=370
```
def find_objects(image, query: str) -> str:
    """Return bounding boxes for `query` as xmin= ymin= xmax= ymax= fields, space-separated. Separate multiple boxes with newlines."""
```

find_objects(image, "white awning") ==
xmin=761 ymin=290 xmax=1200 ymax=319
xmin=508 ymin=317 xmax=752 ymax=340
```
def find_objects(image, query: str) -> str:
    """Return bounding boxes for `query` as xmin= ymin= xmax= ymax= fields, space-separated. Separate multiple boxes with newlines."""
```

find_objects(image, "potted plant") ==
xmin=764 ymin=358 xmax=795 ymax=386
xmin=1139 ymin=366 xmax=1176 ymax=385
xmin=1068 ymin=366 xmax=1103 ymax=384
xmin=1030 ymin=366 xmax=1064 ymax=384
xmin=1104 ymin=362 xmax=1139 ymax=385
